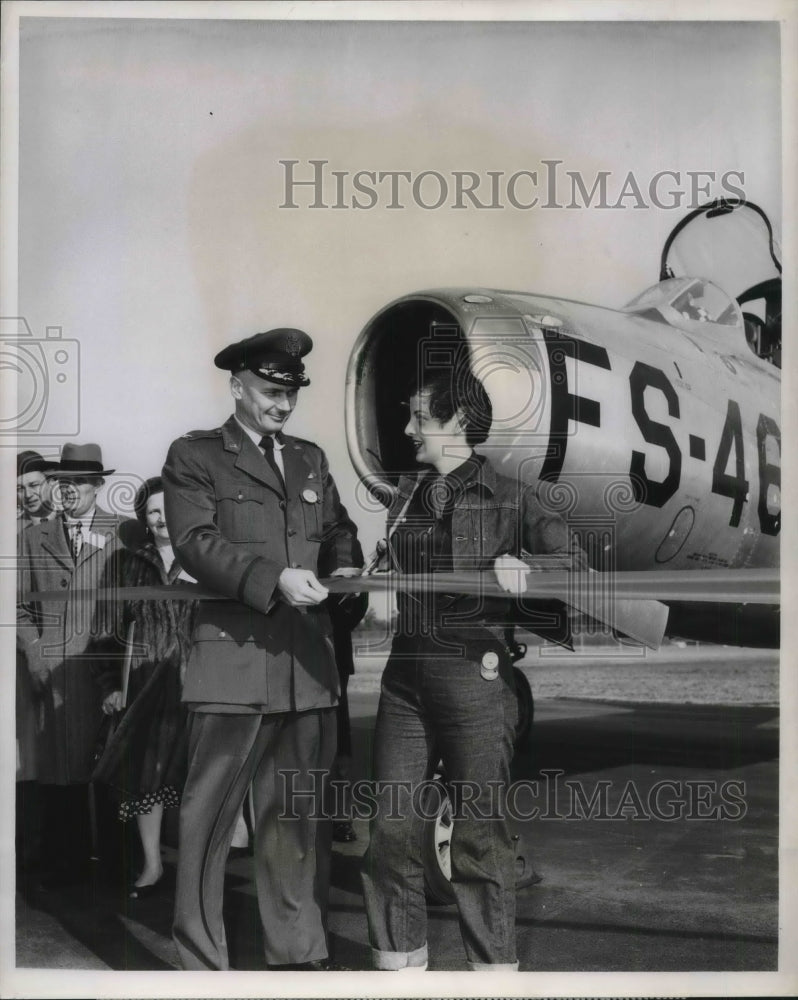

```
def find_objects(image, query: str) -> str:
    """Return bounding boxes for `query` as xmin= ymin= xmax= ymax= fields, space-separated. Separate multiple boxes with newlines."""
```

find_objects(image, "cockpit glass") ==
xmin=669 ymin=280 xmax=741 ymax=326
xmin=625 ymin=277 xmax=743 ymax=327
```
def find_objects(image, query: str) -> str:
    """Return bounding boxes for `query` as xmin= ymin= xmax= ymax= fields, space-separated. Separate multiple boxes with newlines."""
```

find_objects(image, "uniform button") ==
xmin=219 ymin=630 xmax=226 ymax=638
xmin=292 ymin=562 xmax=301 ymax=568
xmin=237 ymin=492 xmax=243 ymax=500
xmin=287 ymin=528 xmax=296 ymax=537
xmin=279 ymin=500 xmax=286 ymax=510
xmin=60 ymin=579 xmax=68 ymax=588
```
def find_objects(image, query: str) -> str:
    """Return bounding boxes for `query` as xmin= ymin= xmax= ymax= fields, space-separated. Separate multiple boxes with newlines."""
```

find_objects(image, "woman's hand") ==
xmin=102 ymin=690 xmax=123 ymax=715
xmin=493 ymin=554 xmax=531 ymax=596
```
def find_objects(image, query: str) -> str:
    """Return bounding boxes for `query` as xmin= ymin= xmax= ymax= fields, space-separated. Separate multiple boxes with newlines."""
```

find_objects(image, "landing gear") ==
xmin=421 ymin=662 xmax=539 ymax=905
xmin=420 ymin=780 xmax=454 ymax=905
xmin=420 ymin=774 xmax=542 ymax=906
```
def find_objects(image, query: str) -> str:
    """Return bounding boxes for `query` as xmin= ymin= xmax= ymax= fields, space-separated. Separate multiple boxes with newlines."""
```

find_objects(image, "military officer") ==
xmin=163 ymin=328 xmax=362 ymax=971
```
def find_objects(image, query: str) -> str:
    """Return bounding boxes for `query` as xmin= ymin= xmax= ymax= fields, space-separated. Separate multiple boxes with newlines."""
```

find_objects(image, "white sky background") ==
xmin=16 ymin=16 xmax=781 ymax=555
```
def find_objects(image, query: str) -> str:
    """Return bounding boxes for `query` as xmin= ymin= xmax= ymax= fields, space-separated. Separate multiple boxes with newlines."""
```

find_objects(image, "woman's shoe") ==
xmin=128 ymin=875 xmax=164 ymax=900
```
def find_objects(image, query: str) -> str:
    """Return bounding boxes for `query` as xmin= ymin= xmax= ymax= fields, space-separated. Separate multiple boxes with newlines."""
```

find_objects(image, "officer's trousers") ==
xmin=173 ymin=707 xmax=336 ymax=970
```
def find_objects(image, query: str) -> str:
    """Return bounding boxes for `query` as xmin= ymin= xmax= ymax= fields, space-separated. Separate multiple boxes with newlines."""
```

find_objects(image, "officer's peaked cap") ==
xmin=214 ymin=328 xmax=313 ymax=387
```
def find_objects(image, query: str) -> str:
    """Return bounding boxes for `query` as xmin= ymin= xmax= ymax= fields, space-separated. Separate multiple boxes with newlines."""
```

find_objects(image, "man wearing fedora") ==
xmin=163 ymin=328 xmax=363 ymax=971
xmin=17 ymin=443 xmax=129 ymax=886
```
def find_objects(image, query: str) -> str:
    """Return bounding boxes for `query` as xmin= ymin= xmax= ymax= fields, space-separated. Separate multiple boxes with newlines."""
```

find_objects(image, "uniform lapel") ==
xmin=222 ymin=415 xmax=283 ymax=496
xmin=166 ymin=557 xmax=182 ymax=585
xmin=237 ymin=435 xmax=284 ymax=496
xmin=282 ymin=437 xmax=315 ymax=503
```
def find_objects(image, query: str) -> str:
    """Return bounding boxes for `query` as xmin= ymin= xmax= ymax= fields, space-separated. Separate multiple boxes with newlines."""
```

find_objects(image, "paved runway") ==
xmin=14 ymin=689 xmax=778 ymax=974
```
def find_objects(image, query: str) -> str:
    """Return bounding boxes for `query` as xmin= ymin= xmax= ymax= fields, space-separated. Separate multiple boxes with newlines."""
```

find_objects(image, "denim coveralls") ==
xmin=361 ymin=453 xmax=576 ymax=970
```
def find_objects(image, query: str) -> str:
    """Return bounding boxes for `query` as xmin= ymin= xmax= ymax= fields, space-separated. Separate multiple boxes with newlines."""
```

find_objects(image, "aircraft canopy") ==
xmin=624 ymin=276 xmax=743 ymax=331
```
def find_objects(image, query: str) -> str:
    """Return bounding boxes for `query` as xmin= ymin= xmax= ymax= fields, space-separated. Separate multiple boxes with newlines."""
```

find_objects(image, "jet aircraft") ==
xmin=344 ymin=199 xmax=781 ymax=649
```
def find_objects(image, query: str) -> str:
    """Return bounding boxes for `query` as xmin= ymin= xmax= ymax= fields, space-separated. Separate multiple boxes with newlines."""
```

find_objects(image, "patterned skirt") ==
xmin=118 ymin=784 xmax=180 ymax=822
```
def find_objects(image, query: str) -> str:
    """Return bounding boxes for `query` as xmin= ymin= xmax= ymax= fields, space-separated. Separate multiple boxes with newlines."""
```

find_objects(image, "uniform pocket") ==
xmin=301 ymin=492 xmax=323 ymax=541
xmin=214 ymin=483 xmax=264 ymax=541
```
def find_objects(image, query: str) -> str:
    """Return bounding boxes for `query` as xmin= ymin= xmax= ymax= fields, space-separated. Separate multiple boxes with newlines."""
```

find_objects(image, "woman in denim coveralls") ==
xmin=362 ymin=368 xmax=578 ymax=971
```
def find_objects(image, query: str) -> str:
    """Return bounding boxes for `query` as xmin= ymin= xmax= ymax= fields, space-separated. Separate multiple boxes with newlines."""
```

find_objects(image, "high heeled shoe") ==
xmin=128 ymin=875 xmax=165 ymax=900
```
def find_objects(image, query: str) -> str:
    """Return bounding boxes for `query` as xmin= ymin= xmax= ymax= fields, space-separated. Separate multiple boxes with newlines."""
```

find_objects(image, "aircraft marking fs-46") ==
xmin=344 ymin=199 xmax=781 ymax=649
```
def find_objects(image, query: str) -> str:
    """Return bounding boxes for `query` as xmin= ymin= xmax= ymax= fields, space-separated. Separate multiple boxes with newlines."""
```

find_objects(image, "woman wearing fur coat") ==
xmin=94 ymin=476 xmax=197 ymax=899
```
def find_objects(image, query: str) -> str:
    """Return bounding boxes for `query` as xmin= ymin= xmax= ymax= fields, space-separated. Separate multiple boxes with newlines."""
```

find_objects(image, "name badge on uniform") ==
xmin=302 ymin=488 xmax=319 ymax=504
xmin=480 ymin=650 xmax=500 ymax=681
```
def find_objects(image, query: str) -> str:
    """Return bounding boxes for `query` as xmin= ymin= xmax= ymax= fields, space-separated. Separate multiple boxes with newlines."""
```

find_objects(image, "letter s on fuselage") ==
xmin=345 ymin=286 xmax=780 ymax=576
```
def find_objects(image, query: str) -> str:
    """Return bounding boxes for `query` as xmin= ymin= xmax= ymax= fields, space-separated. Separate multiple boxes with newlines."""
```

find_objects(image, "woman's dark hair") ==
xmin=408 ymin=367 xmax=492 ymax=446
xmin=133 ymin=476 xmax=165 ymax=525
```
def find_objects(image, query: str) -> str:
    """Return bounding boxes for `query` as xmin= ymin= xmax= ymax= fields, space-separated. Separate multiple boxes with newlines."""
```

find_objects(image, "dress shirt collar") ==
xmin=63 ymin=507 xmax=96 ymax=533
xmin=234 ymin=416 xmax=285 ymax=452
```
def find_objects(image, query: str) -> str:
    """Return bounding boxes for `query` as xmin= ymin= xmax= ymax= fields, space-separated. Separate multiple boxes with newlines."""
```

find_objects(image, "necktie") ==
xmin=70 ymin=521 xmax=83 ymax=559
xmin=259 ymin=435 xmax=285 ymax=493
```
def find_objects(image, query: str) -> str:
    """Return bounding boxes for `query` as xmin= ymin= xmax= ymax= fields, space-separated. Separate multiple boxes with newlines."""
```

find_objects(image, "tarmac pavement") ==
xmin=13 ymin=689 xmax=779 ymax=975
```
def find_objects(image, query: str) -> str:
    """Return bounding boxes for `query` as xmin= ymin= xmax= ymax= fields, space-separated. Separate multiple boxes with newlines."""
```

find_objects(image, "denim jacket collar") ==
xmin=393 ymin=452 xmax=495 ymax=506
xmin=388 ymin=453 xmax=496 ymax=538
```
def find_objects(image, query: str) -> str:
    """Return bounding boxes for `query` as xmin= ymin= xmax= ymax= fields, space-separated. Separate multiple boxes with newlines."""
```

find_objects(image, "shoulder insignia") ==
xmin=288 ymin=435 xmax=321 ymax=451
xmin=181 ymin=428 xmax=222 ymax=441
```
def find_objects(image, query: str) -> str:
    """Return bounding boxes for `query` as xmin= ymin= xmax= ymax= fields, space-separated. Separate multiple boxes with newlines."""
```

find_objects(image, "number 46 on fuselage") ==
xmin=346 ymin=199 xmax=781 ymax=648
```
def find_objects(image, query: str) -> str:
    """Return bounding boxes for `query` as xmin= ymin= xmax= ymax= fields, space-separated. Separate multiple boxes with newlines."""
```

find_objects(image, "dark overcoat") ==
xmin=16 ymin=520 xmax=44 ymax=781
xmin=162 ymin=415 xmax=362 ymax=711
xmin=17 ymin=507 xmax=128 ymax=784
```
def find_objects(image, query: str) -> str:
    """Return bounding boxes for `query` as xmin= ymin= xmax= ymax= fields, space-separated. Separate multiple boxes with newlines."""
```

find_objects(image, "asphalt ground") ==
xmin=13 ymin=667 xmax=779 ymax=979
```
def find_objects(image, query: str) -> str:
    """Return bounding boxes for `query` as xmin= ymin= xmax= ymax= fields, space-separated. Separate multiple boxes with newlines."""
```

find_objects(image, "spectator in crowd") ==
xmin=16 ymin=450 xmax=56 ymax=525
xmin=93 ymin=477 xmax=197 ymax=900
xmin=17 ymin=443 xmax=129 ymax=888
xmin=163 ymin=327 xmax=362 ymax=970
xmin=15 ymin=450 xmax=56 ymax=878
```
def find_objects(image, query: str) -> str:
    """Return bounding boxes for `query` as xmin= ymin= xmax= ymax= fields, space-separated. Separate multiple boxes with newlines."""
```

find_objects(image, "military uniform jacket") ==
xmin=162 ymin=415 xmax=362 ymax=712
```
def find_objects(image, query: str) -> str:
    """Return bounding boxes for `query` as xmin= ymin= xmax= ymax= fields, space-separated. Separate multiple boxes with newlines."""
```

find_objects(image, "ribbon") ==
xmin=26 ymin=566 xmax=780 ymax=652
xmin=26 ymin=567 xmax=778 ymax=605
